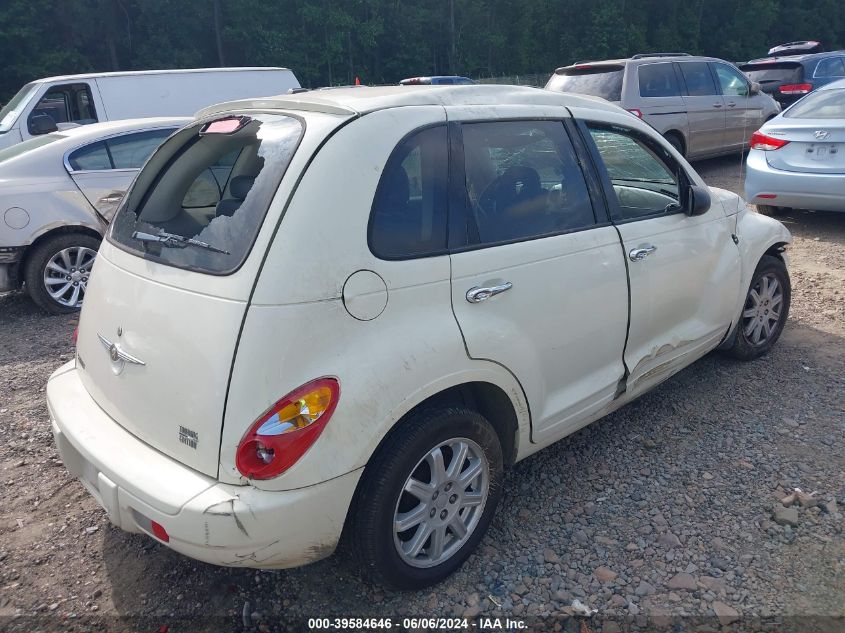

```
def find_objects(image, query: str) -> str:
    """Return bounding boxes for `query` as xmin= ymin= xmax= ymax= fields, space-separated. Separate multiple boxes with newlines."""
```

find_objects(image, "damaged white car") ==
xmin=47 ymin=85 xmax=791 ymax=589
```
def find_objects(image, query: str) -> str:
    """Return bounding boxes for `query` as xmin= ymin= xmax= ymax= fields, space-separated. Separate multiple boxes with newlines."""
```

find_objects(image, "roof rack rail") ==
xmin=631 ymin=52 xmax=692 ymax=59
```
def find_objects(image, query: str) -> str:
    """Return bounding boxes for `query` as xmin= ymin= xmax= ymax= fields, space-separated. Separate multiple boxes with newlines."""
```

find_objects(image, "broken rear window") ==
xmin=109 ymin=114 xmax=303 ymax=275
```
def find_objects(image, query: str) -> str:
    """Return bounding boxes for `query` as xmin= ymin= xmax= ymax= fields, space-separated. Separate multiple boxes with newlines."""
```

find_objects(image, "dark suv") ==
xmin=740 ymin=45 xmax=845 ymax=107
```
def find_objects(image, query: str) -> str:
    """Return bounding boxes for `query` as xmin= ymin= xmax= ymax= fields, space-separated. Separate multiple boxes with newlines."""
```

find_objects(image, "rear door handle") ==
xmin=727 ymin=102 xmax=737 ymax=108
xmin=629 ymin=245 xmax=657 ymax=261
xmin=713 ymin=103 xmax=723 ymax=108
xmin=466 ymin=282 xmax=512 ymax=303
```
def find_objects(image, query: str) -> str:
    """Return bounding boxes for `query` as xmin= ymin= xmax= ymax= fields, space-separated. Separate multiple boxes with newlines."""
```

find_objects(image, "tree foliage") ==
xmin=1 ymin=0 xmax=843 ymax=100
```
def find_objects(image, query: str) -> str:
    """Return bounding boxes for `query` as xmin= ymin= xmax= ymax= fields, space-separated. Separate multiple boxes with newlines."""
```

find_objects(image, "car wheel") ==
xmin=724 ymin=255 xmax=790 ymax=361
xmin=664 ymin=132 xmax=685 ymax=156
xmin=349 ymin=406 xmax=503 ymax=589
xmin=756 ymin=205 xmax=788 ymax=216
xmin=24 ymin=233 xmax=100 ymax=314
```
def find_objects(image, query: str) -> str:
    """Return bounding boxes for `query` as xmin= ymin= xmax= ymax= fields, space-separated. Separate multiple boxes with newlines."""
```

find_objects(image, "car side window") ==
xmin=30 ymin=83 xmax=98 ymax=130
xmin=459 ymin=121 xmax=594 ymax=245
xmin=638 ymin=63 xmax=681 ymax=97
xmin=67 ymin=141 xmax=111 ymax=171
xmin=677 ymin=62 xmax=718 ymax=96
xmin=107 ymin=129 xmax=175 ymax=169
xmin=586 ymin=124 xmax=682 ymax=222
xmin=713 ymin=63 xmax=750 ymax=97
xmin=369 ymin=125 xmax=448 ymax=259
xmin=814 ymin=57 xmax=845 ymax=78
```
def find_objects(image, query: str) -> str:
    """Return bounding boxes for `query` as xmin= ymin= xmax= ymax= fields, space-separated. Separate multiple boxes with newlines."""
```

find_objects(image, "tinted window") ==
xmin=678 ymin=62 xmax=718 ymax=96
xmin=638 ymin=63 xmax=681 ymax=97
xmin=814 ymin=57 xmax=845 ymax=78
xmin=784 ymin=88 xmax=845 ymax=118
xmin=369 ymin=126 xmax=448 ymax=258
xmin=587 ymin=124 xmax=681 ymax=221
xmin=111 ymin=114 xmax=303 ymax=274
xmin=742 ymin=63 xmax=803 ymax=85
xmin=461 ymin=121 xmax=594 ymax=245
xmin=30 ymin=83 xmax=98 ymax=129
xmin=107 ymin=129 xmax=175 ymax=169
xmin=68 ymin=141 xmax=111 ymax=171
xmin=546 ymin=67 xmax=624 ymax=101
xmin=714 ymin=63 xmax=749 ymax=96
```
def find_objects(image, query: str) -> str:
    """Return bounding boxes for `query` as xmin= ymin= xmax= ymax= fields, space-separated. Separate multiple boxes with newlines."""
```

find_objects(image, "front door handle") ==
xmin=629 ymin=245 xmax=657 ymax=261
xmin=727 ymin=102 xmax=737 ymax=108
xmin=713 ymin=103 xmax=723 ymax=108
xmin=466 ymin=282 xmax=513 ymax=303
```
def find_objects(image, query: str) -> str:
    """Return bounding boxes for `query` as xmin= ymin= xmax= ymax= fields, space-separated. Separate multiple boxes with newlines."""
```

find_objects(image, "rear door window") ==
xmin=110 ymin=114 xmax=304 ymax=275
xmin=638 ymin=63 xmax=681 ymax=97
xmin=67 ymin=129 xmax=176 ymax=171
xmin=677 ymin=62 xmax=718 ymax=96
xmin=814 ymin=57 xmax=845 ymax=78
xmin=369 ymin=125 xmax=448 ymax=259
xmin=546 ymin=67 xmax=625 ymax=101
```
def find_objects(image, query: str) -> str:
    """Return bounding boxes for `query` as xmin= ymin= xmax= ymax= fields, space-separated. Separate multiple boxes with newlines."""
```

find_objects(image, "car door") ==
xmin=66 ymin=128 xmax=175 ymax=221
xmin=712 ymin=61 xmax=762 ymax=150
xmin=676 ymin=60 xmax=726 ymax=157
xmin=573 ymin=114 xmax=741 ymax=398
xmin=447 ymin=111 xmax=629 ymax=443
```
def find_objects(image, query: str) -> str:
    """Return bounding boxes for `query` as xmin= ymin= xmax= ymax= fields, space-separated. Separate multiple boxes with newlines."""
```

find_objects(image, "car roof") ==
xmin=53 ymin=117 xmax=190 ymax=142
xmin=743 ymin=50 xmax=845 ymax=66
xmin=196 ymin=84 xmax=621 ymax=118
xmin=553 ymin=55 xmax=723 ymax=73
xmin=31 ymin=67 xmax=290 ymax=84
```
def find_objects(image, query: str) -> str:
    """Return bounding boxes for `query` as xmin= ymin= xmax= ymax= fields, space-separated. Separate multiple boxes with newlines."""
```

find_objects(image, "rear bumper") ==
xmin=47 ymin=361 xmax=361 ymax=568
xmin=744 ymin=150 xmax=845 ymax=212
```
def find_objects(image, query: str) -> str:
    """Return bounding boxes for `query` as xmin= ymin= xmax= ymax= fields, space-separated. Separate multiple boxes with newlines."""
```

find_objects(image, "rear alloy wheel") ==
xmin=24 ymin=234 xmax=101 ymax=314
xmin=725 ymin=255 xmax=790 ymax=360
xmin=349 ymin=406 xmax=503 ymax=589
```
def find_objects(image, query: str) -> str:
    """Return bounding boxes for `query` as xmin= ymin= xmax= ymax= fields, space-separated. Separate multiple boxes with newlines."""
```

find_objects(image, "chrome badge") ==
xmin=813 ymin=130 xmax=831 ymax=140
xmin=98 ymin=332 xmax=145 ymax=374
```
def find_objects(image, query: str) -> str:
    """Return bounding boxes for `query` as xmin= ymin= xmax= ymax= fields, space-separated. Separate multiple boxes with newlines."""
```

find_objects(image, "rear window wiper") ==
xmin=132 ymin=229 xmax=230 ymax=255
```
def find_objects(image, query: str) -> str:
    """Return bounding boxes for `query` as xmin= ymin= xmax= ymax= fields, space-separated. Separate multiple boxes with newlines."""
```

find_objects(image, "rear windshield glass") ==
xmin=110 ymin=114 xmax=303 ymax=274
xmin=546 ymin=67 xmax=624 ymax=101
xmin=784 ymin=88 xmax=845 ymax=118
xmin=742 ymin=63 xmax=802 ymax=85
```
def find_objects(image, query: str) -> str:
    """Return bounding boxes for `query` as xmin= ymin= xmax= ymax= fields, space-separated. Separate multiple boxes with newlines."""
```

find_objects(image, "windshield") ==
xmin=110 ymin=113 xmax=303 ymax=275
xmin=784 ymin=88 xmax=845 ymax=118
xmin=0 ymin=133 xmax=66 ymax=163
xmin=546 ymin=67 xmax=624 ymax=101
xmin=0 ymin=82 xmax=40 ymax=133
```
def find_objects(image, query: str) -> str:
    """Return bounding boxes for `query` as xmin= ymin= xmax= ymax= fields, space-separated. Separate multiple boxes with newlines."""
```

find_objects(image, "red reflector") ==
xmin=778 ymin=83 xmax=812 ymax=95
xmin=150 ymin=521 xmax=170 ymax=543
xmin=758 ymin=194 xmax=778 ymax=199
xmin=201 ymin=116 xmax=250 ymax=135
xmin=72 ymin=326 xmax=78 ymax=345
xmin=627 ymin=108 xmax=643 ymax=118
xmin=750 ymin=131 xmax=790 ymax=151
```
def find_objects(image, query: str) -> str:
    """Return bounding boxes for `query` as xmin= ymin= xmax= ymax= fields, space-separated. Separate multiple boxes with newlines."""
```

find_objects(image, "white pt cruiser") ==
xmin=47 ymin=86 xmax=791 ymax=589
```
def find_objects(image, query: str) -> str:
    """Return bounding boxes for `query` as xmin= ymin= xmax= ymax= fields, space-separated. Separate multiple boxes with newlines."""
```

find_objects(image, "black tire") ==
xmin=664 ymin=132 xmax=685 ymax=157
xmin=24 ymin=233 xmax=101 ymax=314
xmin=348 ymin=406 xmax=503 ymax=589
xmin=724 ymin=255 xmax=791 ymax=361
xmin=756 ymin=205 xmax=788 ymax=216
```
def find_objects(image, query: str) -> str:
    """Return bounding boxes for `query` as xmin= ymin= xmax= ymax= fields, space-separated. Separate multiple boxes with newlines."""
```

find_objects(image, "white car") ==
xmin=0 ymin=117 xmax=189 ymax=312
xmin=745 ymin=78 xmax=845 ymax=214
xmin=47 ymin=86 xmax=791 ymax=589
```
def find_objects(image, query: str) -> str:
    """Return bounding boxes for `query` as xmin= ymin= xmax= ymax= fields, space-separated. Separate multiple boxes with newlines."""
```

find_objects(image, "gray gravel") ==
xmin=1 ymin=155 xmax=843 ymax=631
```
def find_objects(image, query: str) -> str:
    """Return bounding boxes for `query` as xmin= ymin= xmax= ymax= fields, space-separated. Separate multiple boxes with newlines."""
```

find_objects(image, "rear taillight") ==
xmin=236 ymin=378 xmax=340 ymax=480
xmin=778 ymin=83 xmax=812 ymax=95
xmin=627 ymin=108 xmax=643 ymax=118
xmin=750 ymin=131 xmax=790 ymax=151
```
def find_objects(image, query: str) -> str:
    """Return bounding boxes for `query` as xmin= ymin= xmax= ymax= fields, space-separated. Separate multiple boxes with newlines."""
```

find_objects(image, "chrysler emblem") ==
xmin=98 ymin=333 xmax=146 ymax=367
xmin=813 ymin=130 xmax=830 ymax=140
xmin=109 ymin=344 xmax=120 ymax=362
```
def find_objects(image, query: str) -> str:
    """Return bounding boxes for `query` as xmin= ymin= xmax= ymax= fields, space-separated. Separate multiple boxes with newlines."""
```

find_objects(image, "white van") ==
xmin=0 ymin=67 xmax=300 ymax=150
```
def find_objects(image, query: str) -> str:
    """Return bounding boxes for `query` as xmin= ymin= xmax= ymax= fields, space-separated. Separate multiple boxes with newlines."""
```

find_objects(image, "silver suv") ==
xmin=546 ymin=53 xmax=781 ymax=160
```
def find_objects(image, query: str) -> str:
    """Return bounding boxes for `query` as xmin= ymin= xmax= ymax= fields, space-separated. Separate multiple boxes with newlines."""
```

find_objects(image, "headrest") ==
xmin=229 ymin=175 xmax=255 ymax=200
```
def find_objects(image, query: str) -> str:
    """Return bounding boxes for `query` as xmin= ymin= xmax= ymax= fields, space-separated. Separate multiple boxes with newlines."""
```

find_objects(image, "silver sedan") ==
xmin=745 ymin=78 xmax=845 ymax=215
xmin=0 ymin=117 xmax=189 ymax=313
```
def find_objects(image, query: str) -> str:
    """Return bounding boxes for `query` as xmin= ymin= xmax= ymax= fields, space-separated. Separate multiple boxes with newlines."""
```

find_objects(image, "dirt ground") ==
xmin=0 ymin=155 xmax=843 ymax=632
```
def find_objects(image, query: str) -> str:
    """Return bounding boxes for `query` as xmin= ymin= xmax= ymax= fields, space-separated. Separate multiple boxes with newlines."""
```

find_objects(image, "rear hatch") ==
xmin=545 ymin=64 xmax=625 ymax=103
xmin=74 ymin=113 xmax=307 ymax=477
xmin=763 ymin=89 xmax=845 ymax=174
xmin=741 ymin=60 xmax=804 ymax=98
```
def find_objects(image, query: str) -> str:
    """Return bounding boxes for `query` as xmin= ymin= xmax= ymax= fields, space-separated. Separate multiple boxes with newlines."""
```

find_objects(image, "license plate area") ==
xmin=807 ymin=143 xmax=838 ymax=161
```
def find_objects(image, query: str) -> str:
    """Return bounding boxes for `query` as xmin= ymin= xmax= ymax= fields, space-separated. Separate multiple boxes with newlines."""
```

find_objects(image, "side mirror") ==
xmin=749 ymin=81 xmax=761 ymax=96
xmin=687 ymin=185 xmax=711 ymax=216
xmin=28 ymin=113 xmax=58 ymax=135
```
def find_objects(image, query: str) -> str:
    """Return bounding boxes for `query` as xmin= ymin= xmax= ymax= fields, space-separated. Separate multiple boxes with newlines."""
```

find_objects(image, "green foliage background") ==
xmin=1 ymin=0 xmax=843 ymax=100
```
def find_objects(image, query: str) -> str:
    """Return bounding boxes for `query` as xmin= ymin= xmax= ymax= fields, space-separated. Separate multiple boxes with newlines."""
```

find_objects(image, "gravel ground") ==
xmin=1 ymin=155 xmax=843 ymax=632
